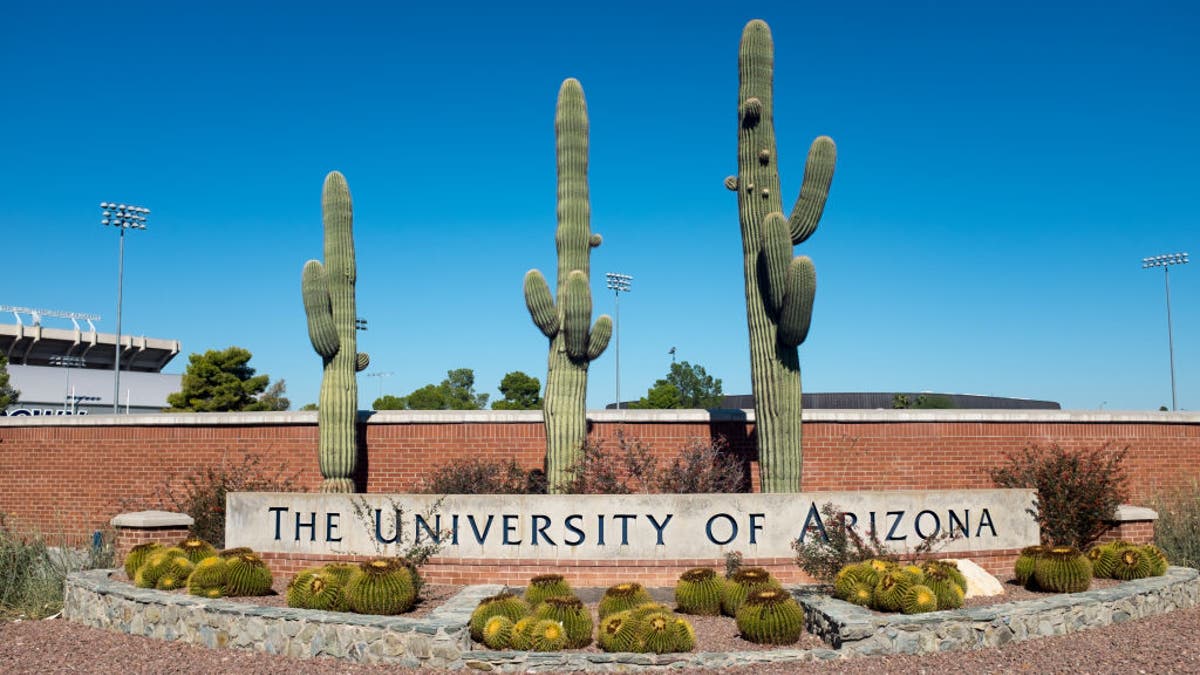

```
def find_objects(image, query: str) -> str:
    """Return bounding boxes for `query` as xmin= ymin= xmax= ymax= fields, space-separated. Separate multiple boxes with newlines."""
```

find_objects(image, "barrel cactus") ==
xmin=735 ymin=588 xmax=804 ymax=644
xmin=345 ymin=558 xmax=415 ymax=615
xmin=725 ymin=19 xmax=836 ymax=492
xmin=844 ymin=580 xmax=875 ymax=607
xmin=133 ymin=547 xmax=187 ymax=588
xmin=482 ymin=615 xmax=515 ymax=650
xmin=1086 ymin=544 xmax=1119 ymax=579
xmin=923 ymin=567 xmax=965 ymax=610
xmin=637 ymin=609 xmax=686 ymax=654
xmin=674 ymin=568 xmax=724 ymax=615
xmin=470 ymin=591 xmax=532 ymax=642
xmin=224 ymin=552 xmax=274 ymax=597
xmin=302 ymin=170 xmax=369 ymax=493
xmin=154 ymin=556 xmax=195 ymax=591
xmin=597 ymin=610 xmax=638 ymax=653
xmin=721 ymin=567 xmax=781 ymax=616
xmin=187 ymin=556 xmax=228 ymax=598
xmin=529 ymin=618 xmax=569 ymax=652
xmin=1112 ymin=546 xmax=1153 ymax=581
xmin=1033 ymin=546 xmax=1092 ymax=593
xmin=523 ymin=78 xmax=612 ymax=491
xmin=287 ymin=568 xmax=345 ymax=611
xmin=600 ymin=582 xmax=653 ymax=619
xmin=218 ymin=547 xmax=254 ymax=559
xmin=672 ymin=616 xmax=697 ymax=652
xmin=900 ymin=584 xmax=939 ymax=614
xmin=1142 ymin=544 xmax=1169 ymax=576
xmin=177 ymin=537 xmax=216 ymax=565
xmin=1015 ymin=545 xmax=1047 ymax=587
xmin=533 ymin=596 xmax=593 ymax=648
xmin=123 ymin=542 xmax=163 ymax=579
xmin=524 ymin=573 xmax=573 ymax=606
xmin=833 ymin=562 xmax=879 ymax=600
xmin=510 ymin=617 xmax=536 ymax=651
xmin=872 ymin=570 xmax=914 ymax=613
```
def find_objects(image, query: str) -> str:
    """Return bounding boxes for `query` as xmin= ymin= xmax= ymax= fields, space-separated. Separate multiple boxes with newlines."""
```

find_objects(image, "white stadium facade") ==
xmin=1 ymin=307 xmax=181 ymax=416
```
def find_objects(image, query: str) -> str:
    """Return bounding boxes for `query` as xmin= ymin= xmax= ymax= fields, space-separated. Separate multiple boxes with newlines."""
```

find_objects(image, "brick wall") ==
xmin=2 ymin=409 xmax=1196 ymax=546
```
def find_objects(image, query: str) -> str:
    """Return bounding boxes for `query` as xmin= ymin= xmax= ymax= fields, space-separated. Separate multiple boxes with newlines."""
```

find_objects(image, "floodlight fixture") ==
xmin=605 ymin=272 xmax=633 ymax=409
xmin=100 ymin=200 xmax=150 ymax=413
xmin=1141 ymin=252 xmax=1188 ymax=411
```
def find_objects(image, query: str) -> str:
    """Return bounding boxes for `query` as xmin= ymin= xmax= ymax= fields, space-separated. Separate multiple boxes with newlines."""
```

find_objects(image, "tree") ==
xmin=0 ymin=355 xmax=19 ymax=408
xmin=392 ymin=368 xmax=490 ymax=410
xmin=372 ymin=395 xmax=406 ymax=411
xmin=256 ymin=379 xmax=290 ymax=411
xmin=492 ymin=371 xmax=542 ymax=410
xmin=165 ymin=347 xmax=272 ymax=412
xmin=631 ymin=361 xmax=723 ymax=409
xmin=300 ymin=402 xmax=318 ymax=411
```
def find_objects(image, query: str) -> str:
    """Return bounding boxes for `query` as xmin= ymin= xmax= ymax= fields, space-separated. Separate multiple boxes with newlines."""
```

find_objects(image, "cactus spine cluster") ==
xmin=302 ymin=171 xmax=369 ymax=493
xmin=726 ymin=20 xmax=836 ymax=492
xmin=524 ymin=79 xmax=613 ymax=491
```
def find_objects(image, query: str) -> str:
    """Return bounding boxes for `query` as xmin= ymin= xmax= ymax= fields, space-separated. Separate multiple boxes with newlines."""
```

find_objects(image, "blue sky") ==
xmin=3 ymin=1 xmax=1196 ymax=411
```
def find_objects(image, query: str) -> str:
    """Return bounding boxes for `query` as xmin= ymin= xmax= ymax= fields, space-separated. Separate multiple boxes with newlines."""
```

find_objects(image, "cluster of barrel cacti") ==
xmin=675 ymin=565 xmax=805 ymax=645
xmin=286 ymin=558 xmax=417 ymax=615
xmin=832 ymin=559 xmax=967 ymax=614
xmin=123 ymin=539 xmax=273 ymax=598
xmin=1086 ymin=541 xmax=1169 ymax=581
xmin=468 ymin=575 xmax=696 ymax=654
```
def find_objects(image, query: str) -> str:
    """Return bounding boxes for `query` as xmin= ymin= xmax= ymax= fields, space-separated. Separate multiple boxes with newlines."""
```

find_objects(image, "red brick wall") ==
xmin=1 ymin=411 xmax=1196 ymax=545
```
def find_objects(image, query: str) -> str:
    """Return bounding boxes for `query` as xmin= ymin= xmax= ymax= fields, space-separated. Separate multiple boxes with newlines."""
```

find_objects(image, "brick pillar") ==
xmin=1096 ymin=504 xmax=1158 ymax=546
xmin=110 ymin=511 xmax=195 ymax=566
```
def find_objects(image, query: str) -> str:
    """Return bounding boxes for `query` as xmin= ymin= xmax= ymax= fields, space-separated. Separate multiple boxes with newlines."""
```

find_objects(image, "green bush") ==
xmin=1150 ymin=481 xmax=1200 ymax=570
xmin=557 ymin=431 xmax=747 ymax=494
xmin=989 ymin=443 xmax=1129 ymax=550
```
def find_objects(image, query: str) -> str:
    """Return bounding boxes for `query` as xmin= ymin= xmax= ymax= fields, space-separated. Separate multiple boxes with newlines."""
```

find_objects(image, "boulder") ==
xmin=942 ymin=558 xmax=1004 ymax=598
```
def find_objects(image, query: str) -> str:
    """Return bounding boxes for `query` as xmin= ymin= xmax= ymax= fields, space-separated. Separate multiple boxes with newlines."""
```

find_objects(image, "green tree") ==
xmin=257 ymin=379 xmax=291 ymax=411
xmin=395 ymin=369 xmax=489 ymax=410
xmin=165 ymin=347 xmax=272 ymax=412
xmin=631 ymin=361 xmax=723 ymax=409
xmin=300 ymin=402 xmax=318 ymax=411
xmin=372 ymin=394 xmax=406 ymax=410
xmin=492 ymin=371 xmax=542 ymax=410
xmin=0 ymin=355 xmax=19 ymax=408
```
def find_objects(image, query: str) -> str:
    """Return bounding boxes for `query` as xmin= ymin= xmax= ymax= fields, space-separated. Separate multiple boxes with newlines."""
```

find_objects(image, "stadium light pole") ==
xmin=48 ymin=355 xmax=86 ymax=413
xmin=605 ymin=272 xmax=632 ymax=409
xmin=1142 ymin=252 xmax=1189 ymax=411
xmin=366 ymin=371 xmax=394 ymax=400
xmin=100 ymin=202 xmax=149 ymax=414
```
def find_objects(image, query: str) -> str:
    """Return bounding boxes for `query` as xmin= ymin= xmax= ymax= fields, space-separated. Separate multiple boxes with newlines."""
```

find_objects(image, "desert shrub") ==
xmin=792 ymin=502 xmax=949 ymax=583
xmin=1150 ymin=481 xmax=1200 ymax=570
xmin=137 ymin=453 xmax=298 ymax=548
xmin=989 ymin=443 xmax=1130 ymax=550
xmin=0 ymin=514 xmax=114 ymax=619
xmin=416 ymin=457 xmax=542 ymax=494
xmin=657 ymin=437 xmax=747 ymax=493
xmin=557 ymin=432 xmax=746 ymax=494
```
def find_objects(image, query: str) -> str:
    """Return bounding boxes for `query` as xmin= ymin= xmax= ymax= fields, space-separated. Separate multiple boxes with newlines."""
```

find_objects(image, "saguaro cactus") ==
xmin=524 ymin=78 xmax=613 ymax=491
xmin=726 ymin=20 xmax=836 ymax=492
xmin=302 ymin=171 xmax=369 ymax=493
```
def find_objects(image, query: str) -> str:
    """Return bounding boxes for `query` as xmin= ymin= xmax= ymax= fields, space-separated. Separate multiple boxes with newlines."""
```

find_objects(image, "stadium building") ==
xmin=1 ymin=307 xmax=181 ymax=416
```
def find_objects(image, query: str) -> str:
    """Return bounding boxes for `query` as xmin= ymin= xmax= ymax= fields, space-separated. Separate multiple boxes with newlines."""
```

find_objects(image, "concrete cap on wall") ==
xmin=110 ymin=510 xmax=194 ymax=528
xmin=1113 ymin=504 xmax=1159 ymax=522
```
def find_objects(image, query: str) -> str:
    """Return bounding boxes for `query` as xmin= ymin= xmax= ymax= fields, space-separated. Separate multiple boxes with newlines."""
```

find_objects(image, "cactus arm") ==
xmin=759 ymin=212 xmax=791 ymax=314
xmin=356 ymin=352 xmax=370 ymax=372
xmin=524 ymin=269 xmax=559 ymax=337
xmin=777 ymin=256 xmax=816 ymax=348
xmin=302 ymin=260 xmax=339 ymax=359
xmin=561 ymin=270 xmax=592 ymax=361
xmin=586 ymin=315 xmax=612 ymax=360
xmin=788 ymin=137 xmax=837 ymax=245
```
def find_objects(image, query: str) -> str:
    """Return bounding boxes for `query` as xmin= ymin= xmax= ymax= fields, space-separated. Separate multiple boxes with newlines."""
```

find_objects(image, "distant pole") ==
xmin=100 ymin=202 xmax=150 ymax=414
xmin=1142 ymin=252 xmax=1188 ymax=411
xmin=668 ymin=346 xmax=676 ymax=363
xmin=366 ymin=371 xmax=394 ymax=400
xmin=605 ymin=272 xmax=632 ymax=409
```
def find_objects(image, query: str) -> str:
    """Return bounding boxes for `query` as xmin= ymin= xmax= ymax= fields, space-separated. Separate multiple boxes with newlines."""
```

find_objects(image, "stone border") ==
xmin=802 ymin=566 xmax=1200 ymax=656
xmin=65 ymin=566 xmax=1199 ymax=670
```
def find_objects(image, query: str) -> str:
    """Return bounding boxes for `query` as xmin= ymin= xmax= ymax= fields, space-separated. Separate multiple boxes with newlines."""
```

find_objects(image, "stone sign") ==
xmin=226 ymin=489 xmax=1038 ymax=560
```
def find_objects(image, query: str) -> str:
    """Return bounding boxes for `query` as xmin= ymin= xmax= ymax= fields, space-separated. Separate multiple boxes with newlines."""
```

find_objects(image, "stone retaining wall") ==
xmin=64 ymin=566 xmax=1200 ymax=670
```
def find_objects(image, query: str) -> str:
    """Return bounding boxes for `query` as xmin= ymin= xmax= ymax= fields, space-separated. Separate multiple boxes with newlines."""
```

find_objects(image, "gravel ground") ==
xmin=4 ymin=576 xmax=1195 ymax=673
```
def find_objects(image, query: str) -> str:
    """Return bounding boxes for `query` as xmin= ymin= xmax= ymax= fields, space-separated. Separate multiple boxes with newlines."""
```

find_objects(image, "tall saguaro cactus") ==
xmin=726 ymin=20 xmax=836 ymax=492
xmin=524 ymin=79 xmax=613 ymax=491
xmin=302 ymin=171 xmax=369 ymax=493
